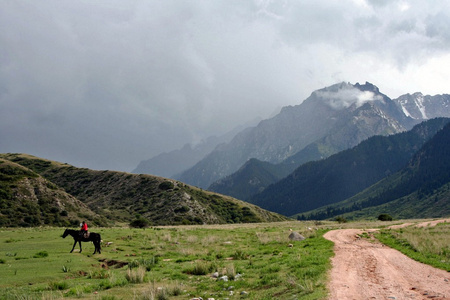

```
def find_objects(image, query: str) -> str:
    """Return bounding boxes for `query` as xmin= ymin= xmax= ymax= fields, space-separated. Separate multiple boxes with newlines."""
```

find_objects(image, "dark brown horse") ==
xmin=62 ymin=229 xmax=101 ymax=254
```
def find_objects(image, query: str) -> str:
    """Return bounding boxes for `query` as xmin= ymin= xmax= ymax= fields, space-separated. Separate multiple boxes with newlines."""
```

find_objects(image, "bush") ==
xmin=130 ymin=217 xmax=150 ymax=228
xmin=335 ymin=216 xmax=347 ymax=223
xmin=378 ymin=214 xmax=393 ymax=221
xmin=159 ymin=181 xmax=174 ymax=190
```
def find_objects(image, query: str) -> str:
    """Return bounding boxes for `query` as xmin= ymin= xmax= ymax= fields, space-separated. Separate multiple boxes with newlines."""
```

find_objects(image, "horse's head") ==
xmin=62 ymin=229 xmax=69 ymax=238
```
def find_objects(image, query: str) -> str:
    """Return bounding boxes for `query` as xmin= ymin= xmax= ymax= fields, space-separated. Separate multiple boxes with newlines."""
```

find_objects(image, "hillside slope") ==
xmin=209 ymin=158 xmax=290 ymax=200
xmin=248 ymin=118 xmax=450 ymax=216
xmin=0 ymin=154 xmax=288 ymax=226
xmin=299 ymin=121 xmax=450 ymax=220
xmin=0 ymin=158 xmax=104 ymax=227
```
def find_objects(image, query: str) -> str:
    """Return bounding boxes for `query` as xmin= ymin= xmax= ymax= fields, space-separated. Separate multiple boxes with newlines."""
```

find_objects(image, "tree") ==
xmin=378 ymin=214 xmax=393 ymax=221
xmin=130 ymin=215 xmax=151 ymax=228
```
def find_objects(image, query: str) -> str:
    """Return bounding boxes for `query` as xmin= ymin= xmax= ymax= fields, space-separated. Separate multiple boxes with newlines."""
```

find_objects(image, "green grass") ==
xmin=2 ymin=219 xmax=447 ymax=299
xmin=0 ymin=222 xmax=334 ymax=299
xmin=376 ymin=221 xmax=450 ymax=271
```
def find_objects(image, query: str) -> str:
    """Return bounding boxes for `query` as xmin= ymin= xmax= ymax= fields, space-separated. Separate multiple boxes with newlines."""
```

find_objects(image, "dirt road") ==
xmin=324 ymin=226 xmax=450 ymax=300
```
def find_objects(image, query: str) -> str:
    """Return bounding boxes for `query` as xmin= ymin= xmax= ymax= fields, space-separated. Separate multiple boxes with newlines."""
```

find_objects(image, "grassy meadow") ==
xmin=0 ymin=221 xmax=335 ymax=300
xmin=0 ymin=219 xmax=448 ymax=300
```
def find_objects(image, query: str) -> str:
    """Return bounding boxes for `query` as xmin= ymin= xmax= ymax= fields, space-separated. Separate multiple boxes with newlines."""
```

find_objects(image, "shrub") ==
xmin=378 ymin=214 xmax=393 ymax=221
xmin=335 ymin=216 xmax=347 ymax=223
xmin=158 ymin=181 xmax=174 ymax=190
xmin=130 ymin=216 xmax=150 ymax=228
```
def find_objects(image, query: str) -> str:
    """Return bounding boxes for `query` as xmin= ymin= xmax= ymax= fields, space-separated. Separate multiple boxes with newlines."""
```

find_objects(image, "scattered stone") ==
xmin=235 ymin=273 xmax=243 ymax=280
xmin=211 ymin=272 xmax=219 ymax=278
xmin=218 ymin=275 xmax=228 ymax=282
xmin=288 ymin=230 xmax=305 ymax=241
xmin=240 ymin=291 xmax=249 ymax=296
xmin=227 ymin=286 xmax=234 ymax=290
xmin=288 ymin=243 xmax=294 ymax=247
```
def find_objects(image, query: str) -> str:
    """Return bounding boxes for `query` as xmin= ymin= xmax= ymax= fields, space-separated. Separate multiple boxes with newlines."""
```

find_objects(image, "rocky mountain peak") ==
xmin=354 ymin=81 xmax=380 ymax=93
xmin=393 ymin=92 xmax=450 ymax=121
xmin=310 ymin=81 xmax=385 ymax=111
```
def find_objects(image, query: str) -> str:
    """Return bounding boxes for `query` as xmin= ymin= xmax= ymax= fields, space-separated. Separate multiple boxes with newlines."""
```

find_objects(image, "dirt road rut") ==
xmin=324 ymin=228 xmax=450 ymax=300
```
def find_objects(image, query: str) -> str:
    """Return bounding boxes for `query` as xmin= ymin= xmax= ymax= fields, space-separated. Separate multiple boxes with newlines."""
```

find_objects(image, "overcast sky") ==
xmin=1 ymin=0 xmax=450 ymax=172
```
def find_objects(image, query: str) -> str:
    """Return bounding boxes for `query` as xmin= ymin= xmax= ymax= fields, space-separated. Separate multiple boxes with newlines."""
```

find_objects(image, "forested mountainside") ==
xmin=0 ymin=154 xmax=288 ymax=227
xmin=248 ymin=118 xmax=450 ymax=217
xmin=300 ymin=120 xmax=450 ymax=220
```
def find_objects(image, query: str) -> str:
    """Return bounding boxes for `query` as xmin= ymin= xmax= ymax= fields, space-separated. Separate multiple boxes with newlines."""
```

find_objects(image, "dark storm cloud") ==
xmin=1 ymin=0 xmax=450 ymax=171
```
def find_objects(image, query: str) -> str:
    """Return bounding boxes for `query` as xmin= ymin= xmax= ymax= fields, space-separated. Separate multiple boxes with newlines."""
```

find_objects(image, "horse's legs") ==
xmin=71 ymin=240 xmax=77 ymax=253
xmin=93 ymin=241 xmax=100 ymax=254
xmin=79 ymin=241 xmax=82 ymax=253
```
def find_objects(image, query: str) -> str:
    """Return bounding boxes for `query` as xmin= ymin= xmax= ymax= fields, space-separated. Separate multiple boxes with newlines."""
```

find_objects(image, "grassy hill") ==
xmin=0 ymin=158 xmax=104 ymax=227
xmin=0 ymin=153 xmax=288 ymax=227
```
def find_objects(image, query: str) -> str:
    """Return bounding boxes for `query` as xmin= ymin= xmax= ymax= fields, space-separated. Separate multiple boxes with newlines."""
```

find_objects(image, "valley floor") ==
xmin=324 ymin=219 xmax=450 ymax=300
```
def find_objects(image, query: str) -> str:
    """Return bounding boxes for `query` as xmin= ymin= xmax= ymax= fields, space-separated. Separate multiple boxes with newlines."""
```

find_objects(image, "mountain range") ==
xmin=130 ymin=81 xmax=450 ymax=220
xmin=176 ymin=82 xmax=450 ymax=201
xmin=298 ymin=119 xmax=450 ymax=220
xmin=248 ymin=117 xmax=450 ymax=217
xmin=175 ymin=82 xmax=418 ymax=189
xmin=3 ymin=81 xmax=449 ymax=227
xmin=132 ymin=117 xmax=262 ymax=178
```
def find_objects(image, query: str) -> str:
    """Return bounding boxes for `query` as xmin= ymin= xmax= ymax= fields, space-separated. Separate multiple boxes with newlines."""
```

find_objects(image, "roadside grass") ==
xmin=376 ymin=221 xmax=450 ymax=271
xmin=0 ymin=222 xmax=334 ymax=299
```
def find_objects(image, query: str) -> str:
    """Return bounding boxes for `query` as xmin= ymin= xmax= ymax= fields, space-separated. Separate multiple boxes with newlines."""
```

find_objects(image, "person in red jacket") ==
xmin=80 ymin=221 xmax=88 ymax=238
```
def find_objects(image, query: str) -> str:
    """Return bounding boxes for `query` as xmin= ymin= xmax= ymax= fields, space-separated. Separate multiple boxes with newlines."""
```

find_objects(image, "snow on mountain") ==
xmin=394 ymin=92 xmax=450 ymax=120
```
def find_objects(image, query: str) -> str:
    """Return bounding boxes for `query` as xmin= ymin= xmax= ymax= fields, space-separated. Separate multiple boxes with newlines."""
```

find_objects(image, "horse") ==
xmin=62 ymin=229 xmax=102 ymax=254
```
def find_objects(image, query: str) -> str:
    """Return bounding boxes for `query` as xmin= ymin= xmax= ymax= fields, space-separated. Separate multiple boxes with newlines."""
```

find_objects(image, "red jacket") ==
xmin=81 ymin=223 xmax=88 ymax=231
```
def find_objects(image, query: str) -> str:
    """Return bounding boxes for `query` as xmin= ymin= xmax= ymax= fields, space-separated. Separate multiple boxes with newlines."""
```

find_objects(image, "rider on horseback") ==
xmin=80 ymin=221 xmax=89 ymax=238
